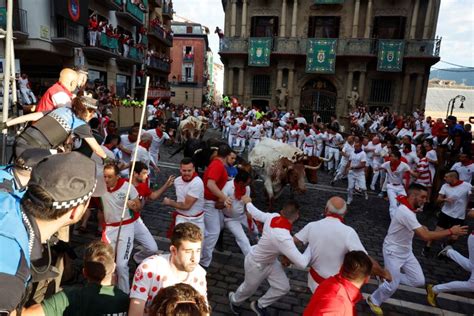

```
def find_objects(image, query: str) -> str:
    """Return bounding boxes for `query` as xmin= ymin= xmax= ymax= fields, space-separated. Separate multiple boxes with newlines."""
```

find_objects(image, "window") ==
xmin=308 ymin=16 xmax=340 ymax=38
xmin=250 ymin=16 xmax=279 ymax=37
xmin=252 ymin=75 xmax=271 ymax=96
xmin=372 ymin=16 xmax=406 ymax=39
xmin=183 ymin=46 xmax=194 ymax=62
xmin=186 ymin=26 xmax=193 ymax=33
xmin=116 ymin=74 xmax=131 ymax=97
xmin=369 ymin=79 xmax=393 ymax=105
xmin=182 ymin=66 xmax=194 ymax=82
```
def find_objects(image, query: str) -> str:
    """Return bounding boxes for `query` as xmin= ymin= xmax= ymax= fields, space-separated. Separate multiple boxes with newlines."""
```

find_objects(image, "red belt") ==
xmin=309 ymin=267 xmax=327 ymax=284
xmin=167 ymin=210 xmax=204 ymax=238
xmin=305 ymin=144 xmax=314 ymax=147
xmin=104 ymin=212 xmax=139 ymax=228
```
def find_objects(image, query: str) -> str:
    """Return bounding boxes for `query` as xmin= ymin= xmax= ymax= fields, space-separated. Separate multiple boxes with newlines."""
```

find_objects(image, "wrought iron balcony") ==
xmin=219 ymin=37 xmax=248 ymax=53
xmin=116 ymin=0 xmax=146 ymax=25
xmin=405 ymin=38 xmax=441 ymax=58
xmin=148 ymin=23 xmax=173 ymax=46
xmin=0 ymin=7 xmax=29 ymax=41
xmin=51 ymin=17 xmax=85 ymax=47
xmin=146 ymin=56 xmax=171 ymax=73
xmin=162 ymin=2 xmax=174 ymax=18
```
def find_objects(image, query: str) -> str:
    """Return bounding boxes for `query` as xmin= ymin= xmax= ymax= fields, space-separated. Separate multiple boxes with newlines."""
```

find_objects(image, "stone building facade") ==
xmin=219 ymin=0 xmax=441 ymax=122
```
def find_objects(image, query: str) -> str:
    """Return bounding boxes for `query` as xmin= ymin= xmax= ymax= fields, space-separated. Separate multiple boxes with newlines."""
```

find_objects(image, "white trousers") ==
xmin=133 ymin=217 xmax=158 ymax=264
xmin=387 ymin=184 xmax=406 ymax=218
xmin=371 ymin=250 xmax=425 ymax=306
xmin=232 ymin=255 xmax=290 ymax=308
xmin=303 ymin=145 xmax=314 ymax=156
xmin=228 ymin=134 xmax=237 ymax=147
xmin=103 ymin=223 xmax=135 ymax=293
xmin=248 ymin=139 xmax=260 ymax=153
xmin=334 ymin=158 xmax=349 ymax=181
xmin=89 ymin=30 xmax=97 ymax=46
xmin=123 ymin=44 xmax=129 ymax=57
xmin=315 ymin=143 xmax=324 ymax=157
xmin=20 ymin=87 xmax=36 ymax=104
xmin=433 ymin=234 xmax=474 ymax=294
xmin=265 ymin=130 xmax=272 ymax=138
xmin=325 ymin=147 xmax=340 ymax=171
xmin=348 ymin=170 xmax=366 ymax=199
xmin=234 ymin=137 xmax=246 ymax=152
xmin=175 ymin=212 xmax=205 ymax=237
xmin=200 ymin=200 xmax=224 ymax=267
xmin=224 ymin=215 xmax=258 ymax=256
xmin=371 ymin=163 xmax=383 ymax=189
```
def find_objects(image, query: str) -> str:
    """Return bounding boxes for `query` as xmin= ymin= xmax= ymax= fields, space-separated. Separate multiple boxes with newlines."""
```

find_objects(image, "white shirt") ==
xmin=363 ymin=142 xmax=376 ymax=161
xmin=451 ymin=162 xmax=474 ymax=183
xmin=341 ymin=142 xmax=354 ymax=162
xmin=372 ymin=143 xmax=383 ymax=166
xmin=132 ymin=146 xmax=152 ymax=168
xmin=274 ymin=126 xmax=286 ymax=139
xmin=102 ymin=181 xmax=139 ymax=223
xmin=381 ymin=161 xmax=410 ymax=185
xmin=383 ymin=203 xmax=422 ymax=258
xmin=422 ymin=121 xmax=432 ymax=134
xmin=147 ymin=104 xmax=156 ymax=121
xmin=295 ymin=217 xmax=366 ymax=279
xmin=174 ymin=176 xmax=205 ymax=217
xmin=401 ymin=150 xmax=419 ymax=169
xmin=439 ymin=182 xmax=472 ymax=219
xmin=325 ymin=133 xmax=343 ymax=148
xmin=222 ymin=180 xmax=250 ymax=218
xmin=245 ymin=203 xmax=311 ymax=268
xmin=120 ymin=134 xmax=136 ymax=163
xmin=349 ymin=151 xmax=367 ymax=172
xmin=130 ymin=254 xmax=207 ymax=306
xmin=147 ymin=129 xmax=170 ymax=159
xmin=18 ymin=77 xmax=29 ymax=90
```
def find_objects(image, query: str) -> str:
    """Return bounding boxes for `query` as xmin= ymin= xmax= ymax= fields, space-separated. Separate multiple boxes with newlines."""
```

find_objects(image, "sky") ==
xmin=171 ymin=0 xmax=474 ymax=67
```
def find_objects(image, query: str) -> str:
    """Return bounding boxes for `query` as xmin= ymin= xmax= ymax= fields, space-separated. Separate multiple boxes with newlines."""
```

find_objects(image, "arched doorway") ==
xmin=251 ymin=99 xmax=269 ymax=112
xmin=300 ymin=78 xmax=337 ymax=123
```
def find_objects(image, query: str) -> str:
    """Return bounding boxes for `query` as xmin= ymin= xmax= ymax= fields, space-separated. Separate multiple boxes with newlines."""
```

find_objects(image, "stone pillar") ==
xmin=288 ymin=69 xmax=295 ymax=98
xmin=401 ymin=73 xmax=411 ymax=113
xmin=291 ymin=0 xmax=298 ymax=37
xmin=238 ymin=67 xmax=245 ymax=96
xmin=280 ymin=0 xmax=287 ymax=37
xmin=358 ymin=71 xmax=366 ymax=100
xmin=276 ymin=68 xmax=283 ymax=89
xmin=352 ymin=0 xmax=361 ymax=38
xmin=413 ymin=74 xmax=424 ymax=107
xmin=241 ymin=0 xmax=248 ymax=37
xmin=410 ymin=0 xmax=420 ymax=39
xmin=422 ymin=0 xmax=433 ymax=39
xmin=364 ymin=0 xmax=373 ymax=38
xmin=230 ymin=0 xmax=237 ymax=37
xmin=228 ymin=68 xmax=235 ymax=96
xmin=346 ymin=71 xmax=354 ymax=99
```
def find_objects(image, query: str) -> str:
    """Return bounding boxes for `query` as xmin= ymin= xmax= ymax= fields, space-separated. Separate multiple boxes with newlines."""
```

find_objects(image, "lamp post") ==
xmin=446 ymin=95 xmax=466 ymax=118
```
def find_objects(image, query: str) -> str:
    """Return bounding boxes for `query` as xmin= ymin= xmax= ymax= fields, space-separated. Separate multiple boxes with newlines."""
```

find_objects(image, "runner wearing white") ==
xmin=248 ymin=123 xmax=263 ymax=152
xmin=235 ymin=124 xmax=248 ymax=153
xmin=333 ymin=139 xmax=354 ymax=183
xmin=228 ymin=121 xmax=240 ymax=148
xmin=147 ymin=128 xmax=170 ymax=166
xmin=451 ymin=160 xmax=474 ymax=183
xmin=313 ymin=130 xmax=325 ymax=157
xmin=370 ymin=141 xmax=384 ymax=190
xmin=302 ymin=132 xmax=316 ymax=156
xmin=287 ymin=128 xmax=299 ymax=147
xmin=380 ymin=160 xmax=411 ymax=218
xmin=264 ymin=120 xmax=273 ymax=138
xmin=325 ymin=131 xmax=344 ymax=173
xmin=274 ymin=126 xmax=286 ymax=142
xmin=347 ymin=147 xmax=368 ymax=204
xmin=229 ymin=201 xmax=311 ymax=310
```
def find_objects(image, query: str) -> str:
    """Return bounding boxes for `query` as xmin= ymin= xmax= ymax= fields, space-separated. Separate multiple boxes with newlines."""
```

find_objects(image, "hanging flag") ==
xmin=248 ymin=38 xmax=272 ymax=67
xmin=306 ymin=38 xmax=337 ymax=74
xmin=377 ymin=40 xmax=405 ymax=72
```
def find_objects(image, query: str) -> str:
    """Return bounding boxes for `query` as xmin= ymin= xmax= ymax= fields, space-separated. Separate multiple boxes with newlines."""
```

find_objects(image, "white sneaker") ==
xmin=370 ymin=184 xmax=376 ymax=191
xmin=437 ymin=245 xmax=453 ymax=258
xmin=364 ymin=192 xmax=369 ymax=200
xmin=347 ymin=197 xmax=352 ymax=205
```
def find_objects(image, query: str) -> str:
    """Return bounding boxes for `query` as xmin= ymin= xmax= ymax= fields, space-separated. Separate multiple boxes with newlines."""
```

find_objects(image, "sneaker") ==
xmin=366 ymin=295 xmax=383 ymax=315
xmin=426 ymin=284 xmax=438 ymax=307
xmin=347 ymin=197 xmax=352 ymax=205
xmin=228 ymin=292 xmax=241 ymax=315
xmin=437 ymin=245 xmax=453 ymax=258
xmin=370 ymin=184 xmax=376 ymax=191
xmin=250 ymin=301 xmax=268 ymax=316
xmin=364 ymin=192 xmax=369 ymax=200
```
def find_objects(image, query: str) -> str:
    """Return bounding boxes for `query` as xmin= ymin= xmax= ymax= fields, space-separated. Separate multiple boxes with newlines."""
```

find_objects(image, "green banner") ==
xmin=0 ymin=8 xmax=6 ymax=28
xmin=314 ymin=0 xmax=345 ymax=3
xmin=306 ymin=38 xmax=337 ymax=74
xmin=248 ymin=38 xmax=272 ymax=67
xmin=377 ymin=40 xmax=405 ymax=72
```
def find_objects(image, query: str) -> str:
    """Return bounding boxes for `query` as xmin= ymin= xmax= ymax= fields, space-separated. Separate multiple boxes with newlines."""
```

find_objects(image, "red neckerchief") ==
xmin=183 ymin=172 xmax=198 ymax=183
xmin=104 ymin=143 xmax=114 ymax=150
xmin=334 ymin=274 xmax=363 ymax=305
xmin=461 ymin=160 xmax=473 ymax=166
xmin=234 ymin=180 xmax=246 ymax=200
xmin=139 ymin=141 xmax=151 ymax=150
xmin=270 ymin=216 xmax=292 ymax=231
xmin=128 ymin=135 xmax=136 ymax=143
xmin=155 ymin=127 xmax=163 ymax=138
xmin=403 ymin=148 xmax=411 ymax=154
xmin=396 ymin=195 xmax=416 ymax=212
xmin=449 ymin=180 xmax=464 ymax=187
xmin=326 ymin=213 xmax=345 ymax=223
xmin=107 ymin=178 xmax=126 ymax=193
xmin=390 ymin=160 xmax=401 ymax=172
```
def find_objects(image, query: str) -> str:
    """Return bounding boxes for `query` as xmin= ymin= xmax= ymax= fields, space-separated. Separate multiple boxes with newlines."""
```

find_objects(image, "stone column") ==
xmin=276 ymin=68 xmax=283 ymax=89
xmin=401 ymin=73 xmax=411 ymax=113
xmin=352 ymin=0 xmax=361 ymax=38
xmin=238 ymin=67 xmax=245 ymax=96
xmin=241 ymin=0 xmax=248 ymax=37
xmin=364 ymin=0 xmax=373 ymax=38
xmin=228 ymin=68 xmax=235 ymax=96
xmin=288 ymin=68 xmax=295 ymax=98
xmin=346 ymin=71 xmax=354 ymax=100
xmin=280 ymin=0 xmax=287 ymax=37
xmin=358 ymin=71 xmax=366 ymax=100
xmin=413 ymin=74 xmax=424 ymax=107
xmin=410 ymin=0 xmax=420 ymax=39
xmin=230 ymin=0 xmax=237 ymax=37
xmin=422 ymin=0 xmax=433 ymax=39
xmin=291 ymin=0 xmax=298 ymax=37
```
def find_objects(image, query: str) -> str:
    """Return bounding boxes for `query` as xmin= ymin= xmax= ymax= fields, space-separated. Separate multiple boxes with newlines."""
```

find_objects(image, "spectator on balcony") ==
xmin=215 ymin=26 xmax=224 ymax=39
xmin=88 ymin=15 xmax=98 ymax=47
xmin=121 ymin=34 xmax=131 ymax=57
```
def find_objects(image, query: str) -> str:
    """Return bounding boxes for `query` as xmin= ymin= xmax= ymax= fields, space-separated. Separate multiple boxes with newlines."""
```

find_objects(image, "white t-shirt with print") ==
xmin=174 ymin=176 xmax=205 ymax=217
xmin=102 ymin=181 xmax=139 ymax=224
xmin=439 ymin=182 xmax=472 ymax=219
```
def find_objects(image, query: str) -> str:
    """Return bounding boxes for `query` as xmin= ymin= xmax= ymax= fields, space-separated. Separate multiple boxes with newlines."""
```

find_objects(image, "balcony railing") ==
xmin=162 ymin=2 xmax=173 ymax=18
xmin=146 ymin=56 xmax=170 ymax=72
xmin=220 ymin=37 xmax=441 ymax=58
xmin=176 ymin=75 xmax=198 ymax=84
xmin=129 ymin=47 xmax=144 ymax=61
xmin=183 ymin=53 xmax=194 ymax=62
xmin=52 ymin=17 xmax=85 ymax=46
xmin=0 ymin=7 xmax=28 ymax=38
xmin=149 ymin=23 xmax=173 ymax=46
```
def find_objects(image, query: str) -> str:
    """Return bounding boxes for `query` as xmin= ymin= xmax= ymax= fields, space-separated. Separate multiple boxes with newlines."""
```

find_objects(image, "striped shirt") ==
xmin=415 ymin=157 xmax=432 ymax=186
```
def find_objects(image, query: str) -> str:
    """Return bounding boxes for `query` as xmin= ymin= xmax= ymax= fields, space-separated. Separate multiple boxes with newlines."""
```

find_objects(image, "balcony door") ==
xmin=372 ymin=16 xmax=406 ymax=39
xmin=250 ymin=16 xmax=279 ymax=37
xmin=307 ymin=16 xmax=340 ymax=38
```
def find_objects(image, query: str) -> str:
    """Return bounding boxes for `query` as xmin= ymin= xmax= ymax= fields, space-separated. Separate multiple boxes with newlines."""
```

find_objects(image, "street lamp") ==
xmin=446 ymin=95 xmax=466 ymax=118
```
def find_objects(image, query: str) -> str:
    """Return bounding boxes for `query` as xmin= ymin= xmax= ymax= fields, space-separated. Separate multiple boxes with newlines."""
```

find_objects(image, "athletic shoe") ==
xmin=250 ymin=301 xmax=268 ymax=316
xmin=364 ymin=192 xmax=369 ymax=200
xmin=370 ymin=184 xmax=376 ymax=191
xmin=426 ymin=284 xmax=438 ymax=307
xmin=366 ymin=295 xmax=383 ymax=315
xmin=437 ymin=245 xmax=453 ymax=258
xmin=228 ymin=292 xmax=241 ymax=315
xmin=347 ymin=197 xmax=352 ymax=205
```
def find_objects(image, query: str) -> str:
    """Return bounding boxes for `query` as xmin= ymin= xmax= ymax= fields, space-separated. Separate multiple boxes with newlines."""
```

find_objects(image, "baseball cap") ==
xmin=15 ymin=148 xmax=52 ymax=171
xmin=28 ymin=152 xmax=97 ymax=209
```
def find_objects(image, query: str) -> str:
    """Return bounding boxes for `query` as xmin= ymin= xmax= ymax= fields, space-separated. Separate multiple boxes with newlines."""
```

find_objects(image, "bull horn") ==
xmin=194 ymin=148 xmax=203 ymax=155
xmin=319 ymin=156 xmax=330 ymax=162
xmin=304 ymin=164 xmax=321 ymax=170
